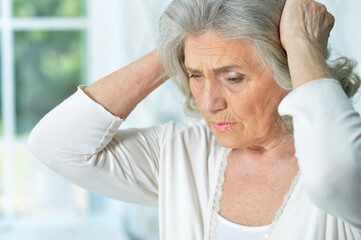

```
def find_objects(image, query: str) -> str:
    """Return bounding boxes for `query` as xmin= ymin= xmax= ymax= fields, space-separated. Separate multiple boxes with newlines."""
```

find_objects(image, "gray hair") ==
xmin=158 ymin=0 xmax=361 ymax=135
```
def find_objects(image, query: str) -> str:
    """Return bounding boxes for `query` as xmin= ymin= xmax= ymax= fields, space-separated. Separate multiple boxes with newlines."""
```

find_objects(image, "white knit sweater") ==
xmin=28 ymin=78 xmax=361 ymax=239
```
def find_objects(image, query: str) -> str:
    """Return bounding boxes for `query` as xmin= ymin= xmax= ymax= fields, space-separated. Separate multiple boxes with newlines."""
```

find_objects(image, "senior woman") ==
xmin=28 ymin=0 xmax=361 ymax=239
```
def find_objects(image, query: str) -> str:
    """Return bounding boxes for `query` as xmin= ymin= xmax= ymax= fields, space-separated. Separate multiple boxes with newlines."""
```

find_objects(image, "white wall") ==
xmin=320 ymin=0 xmax=361 ymax=109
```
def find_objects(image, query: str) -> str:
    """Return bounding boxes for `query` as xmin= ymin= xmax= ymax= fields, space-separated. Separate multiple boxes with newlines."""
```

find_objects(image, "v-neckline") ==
xmin=207 ymin=147 xmax=302 ymax=240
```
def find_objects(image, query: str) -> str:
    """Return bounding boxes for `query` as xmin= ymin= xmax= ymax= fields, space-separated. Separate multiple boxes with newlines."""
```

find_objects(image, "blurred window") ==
xmin=15 ymin=30 xmax=86 ymax=135
xmin=0 ymin=0 xmax=88 ymax=224
xmin=0 ymin=0 xmax=174 ymax=239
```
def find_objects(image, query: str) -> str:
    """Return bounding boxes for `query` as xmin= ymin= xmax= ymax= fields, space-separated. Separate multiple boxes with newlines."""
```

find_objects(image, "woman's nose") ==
xmin=200 ymin=81 xmax=226 ymax=113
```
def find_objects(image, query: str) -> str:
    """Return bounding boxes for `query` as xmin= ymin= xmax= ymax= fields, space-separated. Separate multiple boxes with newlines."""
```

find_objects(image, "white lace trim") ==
xmin=209 ymin=148 xmax=231 ymax=240
xmin=263 ymin=170 xmax=302 ymax=239
xmin=208 ymin=148 xmax=302 ymax=240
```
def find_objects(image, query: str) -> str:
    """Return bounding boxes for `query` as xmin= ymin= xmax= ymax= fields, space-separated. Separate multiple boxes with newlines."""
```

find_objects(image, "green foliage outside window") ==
xmin=15 ymin=31 xmax=86 ymax=136
xmin=13 ymin=0 xmax=85 ymax=17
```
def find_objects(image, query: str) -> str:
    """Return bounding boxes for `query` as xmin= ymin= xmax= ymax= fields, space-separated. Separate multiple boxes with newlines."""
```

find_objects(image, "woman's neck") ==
xmin=229 ymin=132 xmax=298 ymax=177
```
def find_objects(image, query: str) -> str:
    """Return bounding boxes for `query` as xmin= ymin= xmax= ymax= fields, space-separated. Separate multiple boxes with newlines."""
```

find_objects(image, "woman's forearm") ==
xmin=286 ymin=38 xmax=333 ymax=90
xmin=83 ymin=49 xmax=168 ymax=119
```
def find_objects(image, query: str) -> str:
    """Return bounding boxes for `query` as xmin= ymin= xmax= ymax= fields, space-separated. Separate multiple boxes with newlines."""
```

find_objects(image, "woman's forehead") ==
xmin=184 ymin=33 xmax=262 ymax=72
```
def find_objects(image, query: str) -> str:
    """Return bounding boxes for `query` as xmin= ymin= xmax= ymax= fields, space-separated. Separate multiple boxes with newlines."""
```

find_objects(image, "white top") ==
xmin=216 ymin=214 xmax=270 ymax=240
xmin=28 ymin=78 xmax=361 ymax=240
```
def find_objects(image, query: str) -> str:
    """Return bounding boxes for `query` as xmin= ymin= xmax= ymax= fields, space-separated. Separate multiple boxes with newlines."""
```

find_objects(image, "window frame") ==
xmin=0 ymin=0 xmax=125 ymax=227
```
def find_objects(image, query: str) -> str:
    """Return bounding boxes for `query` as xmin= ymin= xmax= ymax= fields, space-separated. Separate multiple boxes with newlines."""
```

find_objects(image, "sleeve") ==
xmin=278 ymin=78 xmax=361 ymax=231
xmin=28 ymin=85 xmax=183 ymax=206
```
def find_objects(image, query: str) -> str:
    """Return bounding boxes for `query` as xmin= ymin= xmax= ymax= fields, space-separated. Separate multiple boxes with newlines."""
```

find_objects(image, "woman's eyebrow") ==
xmin=185 ymin=65 xmax=243 ymax=72
xmin=213 ymin=65 xmax=243 ymax=72
xmin=185 ymin=66 xmax=201 ymax=72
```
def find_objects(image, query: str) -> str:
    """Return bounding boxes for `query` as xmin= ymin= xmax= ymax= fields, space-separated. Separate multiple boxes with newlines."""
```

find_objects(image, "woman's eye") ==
xmin=227 ymin=77 xmax=242 ymax=83
xmin=190 ymin=74 xmax=203 ymax=79
xmin=226 ymin=74 xmax=244 ymax=84
xmin=221 ymin=72 xmax=244 ymax=84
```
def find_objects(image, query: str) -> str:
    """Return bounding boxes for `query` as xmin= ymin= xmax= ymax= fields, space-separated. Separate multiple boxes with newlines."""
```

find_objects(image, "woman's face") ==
xmin=184 ymin=31 xmax=288 ymax=150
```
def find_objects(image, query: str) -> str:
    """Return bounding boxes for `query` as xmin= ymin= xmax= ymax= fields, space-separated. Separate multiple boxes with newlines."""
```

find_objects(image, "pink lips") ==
xmin=212 ymin=122 xmax=236 ymax=132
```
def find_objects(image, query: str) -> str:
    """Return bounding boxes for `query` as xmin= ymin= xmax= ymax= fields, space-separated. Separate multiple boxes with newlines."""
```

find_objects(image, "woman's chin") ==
xmin=212 ymin=132 xmax=247 ymax=149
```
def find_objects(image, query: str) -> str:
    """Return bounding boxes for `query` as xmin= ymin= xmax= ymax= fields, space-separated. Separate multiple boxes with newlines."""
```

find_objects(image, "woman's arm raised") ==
xmin=279 ymin=0 xmax=361 ymax=232
xmin=28 ymin=50 xmax=180 ymax=206
xmin=84 ymin=49 xmax=168 ymax=119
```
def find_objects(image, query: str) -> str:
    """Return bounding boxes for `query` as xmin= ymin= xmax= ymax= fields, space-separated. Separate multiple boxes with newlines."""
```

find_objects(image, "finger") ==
xmin=317 ymin=2 xmax=328 ymax=12
xmin=327 ymin=13 xmax=335 ymax=30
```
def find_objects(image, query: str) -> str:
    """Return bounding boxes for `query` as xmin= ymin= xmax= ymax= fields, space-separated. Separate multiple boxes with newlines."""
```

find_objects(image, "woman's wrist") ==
xmin=150 ymin=49 xmax=169 ymax=84
xmin=286 ymin=38 xmax=333 ymax=89
xmin=83 ymin=49 xmax=169 ymax=119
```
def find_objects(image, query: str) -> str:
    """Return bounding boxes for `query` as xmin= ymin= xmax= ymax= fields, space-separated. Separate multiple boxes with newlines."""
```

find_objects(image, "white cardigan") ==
xmin=28 ymin=78 xmax=361 ymax=239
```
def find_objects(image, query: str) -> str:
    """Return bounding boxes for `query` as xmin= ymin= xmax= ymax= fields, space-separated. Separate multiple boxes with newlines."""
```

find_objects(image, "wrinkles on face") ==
xmin=185 ymin=31 xmax=288 ymax=151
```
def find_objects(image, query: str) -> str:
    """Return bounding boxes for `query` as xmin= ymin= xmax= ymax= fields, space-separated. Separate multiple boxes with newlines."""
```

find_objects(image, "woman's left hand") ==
xmin=280 ymin=0 xmax=336 ymax=89
xmin=280 ymin=0 xmax=335 ymax=55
